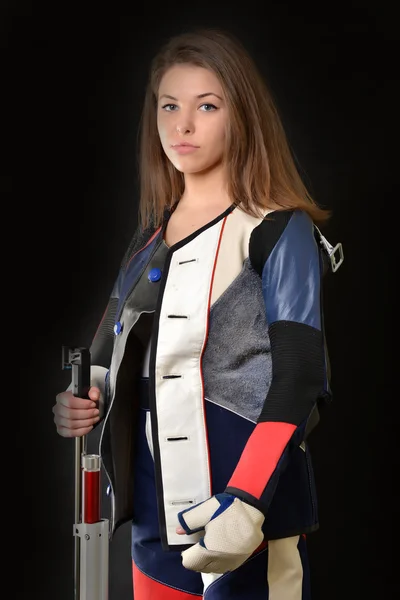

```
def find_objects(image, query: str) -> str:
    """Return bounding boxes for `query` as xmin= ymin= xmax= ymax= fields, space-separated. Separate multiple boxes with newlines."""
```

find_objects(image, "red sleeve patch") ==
xmin=227 ymin=421 xmax=296 ymax=498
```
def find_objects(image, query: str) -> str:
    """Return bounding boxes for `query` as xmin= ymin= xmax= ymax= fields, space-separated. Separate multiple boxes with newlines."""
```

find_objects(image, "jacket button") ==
xmin=114 ymin=321 xmax=123 ymax=335
xmin=148 ymin=267 xmax=162 ymax=282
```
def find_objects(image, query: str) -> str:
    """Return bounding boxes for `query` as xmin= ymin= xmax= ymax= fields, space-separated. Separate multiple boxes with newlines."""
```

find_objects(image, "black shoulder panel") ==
xmin=249 ymin=210 xmax=294 ymax=276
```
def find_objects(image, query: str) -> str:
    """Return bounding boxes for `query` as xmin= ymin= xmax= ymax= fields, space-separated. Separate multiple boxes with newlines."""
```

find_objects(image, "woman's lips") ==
xmin=172 ymin=145 xmax=199 ymax=154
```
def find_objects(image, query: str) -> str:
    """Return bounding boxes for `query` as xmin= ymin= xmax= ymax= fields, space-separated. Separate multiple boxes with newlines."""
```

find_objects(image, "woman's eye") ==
xmin=162 ymin=104 xmax=178 ymax=111
xmin=199 ymin=103 xmax=217 ymax=111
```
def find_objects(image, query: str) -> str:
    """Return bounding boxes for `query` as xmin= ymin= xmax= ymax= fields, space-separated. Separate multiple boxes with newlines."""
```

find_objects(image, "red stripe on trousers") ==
xmin=227 ymin=421 xmax=296 ymax=498
xmin=132 ymin=561 xmax=200 ymax=599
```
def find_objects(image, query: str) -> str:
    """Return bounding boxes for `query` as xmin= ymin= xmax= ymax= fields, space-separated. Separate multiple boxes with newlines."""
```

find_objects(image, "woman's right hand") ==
xmin=53 ymin=386 xmax=102 ymax=437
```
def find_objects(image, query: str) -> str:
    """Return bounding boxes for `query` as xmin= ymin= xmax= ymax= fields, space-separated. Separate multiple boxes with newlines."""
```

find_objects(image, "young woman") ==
xmin=53 ymin=27 xmax=343 ymax=599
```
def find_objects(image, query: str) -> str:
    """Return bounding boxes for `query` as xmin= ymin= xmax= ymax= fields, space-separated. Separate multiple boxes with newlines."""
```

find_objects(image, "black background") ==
xmin=6 ymin=1 xmax=396 ymax=598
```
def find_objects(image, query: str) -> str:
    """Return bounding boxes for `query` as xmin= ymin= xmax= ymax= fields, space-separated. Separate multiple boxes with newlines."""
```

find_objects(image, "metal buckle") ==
xmin=314 ymin=226 xmax=344 ymax=273
xmin=328 ymin=242 xmax=344 ymax=273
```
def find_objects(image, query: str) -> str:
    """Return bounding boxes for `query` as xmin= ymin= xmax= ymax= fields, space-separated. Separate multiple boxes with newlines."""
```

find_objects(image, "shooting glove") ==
xmin=177 ymin=492 xmax=265 ymax=574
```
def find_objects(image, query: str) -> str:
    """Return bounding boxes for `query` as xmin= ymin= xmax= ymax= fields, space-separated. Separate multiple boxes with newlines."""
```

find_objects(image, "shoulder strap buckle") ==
xmin=314 ymin=226 xmax=344 ymax=273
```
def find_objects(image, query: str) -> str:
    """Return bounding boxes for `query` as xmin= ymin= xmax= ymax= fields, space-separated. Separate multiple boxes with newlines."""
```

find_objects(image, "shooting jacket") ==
xmin=88 ymin=203 xmax=341 ymax=550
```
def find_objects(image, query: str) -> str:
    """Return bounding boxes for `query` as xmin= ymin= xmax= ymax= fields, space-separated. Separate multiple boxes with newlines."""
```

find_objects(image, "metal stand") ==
xmin=63 ymin=346 xmax=109 ymax=600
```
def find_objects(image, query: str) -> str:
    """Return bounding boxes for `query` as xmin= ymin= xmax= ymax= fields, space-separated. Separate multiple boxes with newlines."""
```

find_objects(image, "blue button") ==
xmin=114 ymin=321 xmax=123 ymax=335
xmin=148 ymin=267 xmax=162 ymax=282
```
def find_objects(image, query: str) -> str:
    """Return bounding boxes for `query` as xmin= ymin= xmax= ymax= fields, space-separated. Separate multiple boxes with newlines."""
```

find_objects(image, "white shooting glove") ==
xmin=177 ymin=492 xmax=265 ymax=574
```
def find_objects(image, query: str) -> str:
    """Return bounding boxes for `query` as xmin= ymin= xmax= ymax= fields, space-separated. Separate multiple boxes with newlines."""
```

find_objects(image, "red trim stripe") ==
xmin=199 ymin=216 xmax=229 ymax=498
xmin=227 ymin=421 xmax=296 ymax=498
xmin=126 ymin=226 xmax=162 ymax=269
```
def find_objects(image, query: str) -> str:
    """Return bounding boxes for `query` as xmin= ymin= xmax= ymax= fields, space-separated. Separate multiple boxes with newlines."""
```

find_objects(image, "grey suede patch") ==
xmin=202 ymin=258 xmax=272 ymax=423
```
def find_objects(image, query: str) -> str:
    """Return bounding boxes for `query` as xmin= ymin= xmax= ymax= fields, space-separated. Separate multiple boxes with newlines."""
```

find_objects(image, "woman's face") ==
xmin=157 ymin=64 xmax=228 ymax=175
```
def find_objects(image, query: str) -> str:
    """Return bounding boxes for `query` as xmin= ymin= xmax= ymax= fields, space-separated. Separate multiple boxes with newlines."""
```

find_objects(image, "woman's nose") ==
xmin=176 ymin=123 xmax=193 ymax=134
xmin=175 ymin=113 xmax=194 ymax=135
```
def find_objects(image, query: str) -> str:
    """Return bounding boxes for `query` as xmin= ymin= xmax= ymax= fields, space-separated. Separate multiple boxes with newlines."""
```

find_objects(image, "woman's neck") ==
xmin=178 ymin=165 xmax=232 ymax=212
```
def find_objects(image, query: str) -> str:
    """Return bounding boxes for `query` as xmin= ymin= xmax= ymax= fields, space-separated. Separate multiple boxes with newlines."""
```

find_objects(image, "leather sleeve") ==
xmin=225 ymin=209 xmax=328 ymax=514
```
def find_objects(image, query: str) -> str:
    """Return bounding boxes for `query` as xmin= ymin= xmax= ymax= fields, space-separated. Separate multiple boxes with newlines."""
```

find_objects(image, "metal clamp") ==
xmin=314 ymin=226 xmax=344 ymax=273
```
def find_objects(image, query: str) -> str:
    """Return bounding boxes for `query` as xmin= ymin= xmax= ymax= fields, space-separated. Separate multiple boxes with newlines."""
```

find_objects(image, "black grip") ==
xmin=62 ymin=346 xmax=91 ymax=399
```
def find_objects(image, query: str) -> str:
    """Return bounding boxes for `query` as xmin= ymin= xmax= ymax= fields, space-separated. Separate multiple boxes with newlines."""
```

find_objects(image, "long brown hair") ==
xmin=137 ymin=28 xmax=331 ymax=229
